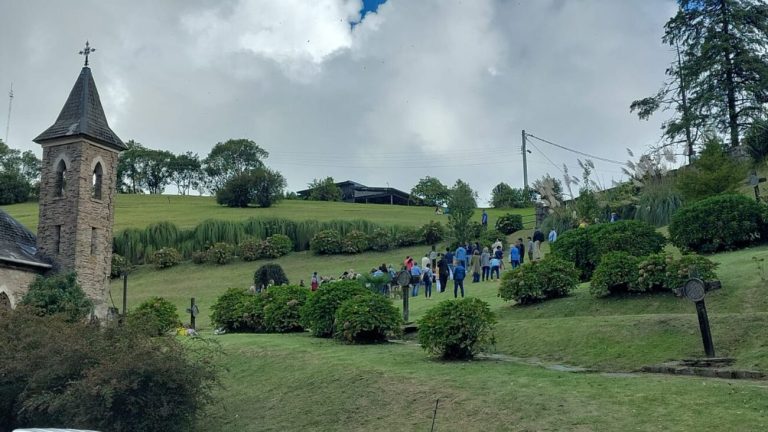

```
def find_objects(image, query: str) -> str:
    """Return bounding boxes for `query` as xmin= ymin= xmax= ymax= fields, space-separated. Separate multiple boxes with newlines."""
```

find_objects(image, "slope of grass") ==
xmin=199 ymin=333 xmax=768 ymax=432
xmin=1 ymin=195 xmax=535 ymax=233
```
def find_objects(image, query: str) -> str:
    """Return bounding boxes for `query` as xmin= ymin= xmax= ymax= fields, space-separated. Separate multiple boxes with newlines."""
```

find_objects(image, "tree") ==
xmin=216 ymin=168 xmax=286 ymax=208
xmin=0 ymin=139 xmax=40 ymax=203
xmin=141 ymin=149 xmax=174 ymax=194
xmin=410 ymin=176 xmax=450 ymax=206
xmin=490 ymin=182 xmax=533 ymax=208
xmin=744 ymin=117 xmax=768 ymax=162
xmin=168 ymin=152 xmax=201 ymax=195
xmin=117 ymin=140 xmax=147 ymax=194
xmin=204 ymin=139 xmax=269 ymax=193
xmin=676 ymin=136 xmax=748 ymax=201
xmin=447 ymin=180 xmax=477 ymax=244
xmin=306 ymin=177 xmax=342 ymax=201
xmin=633 ymin=0 xmax=768 ymax=152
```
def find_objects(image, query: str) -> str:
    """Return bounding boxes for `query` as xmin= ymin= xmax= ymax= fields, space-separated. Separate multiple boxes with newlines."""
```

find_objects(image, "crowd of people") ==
xmin=304 ymin=226 xmax=558 ymax=301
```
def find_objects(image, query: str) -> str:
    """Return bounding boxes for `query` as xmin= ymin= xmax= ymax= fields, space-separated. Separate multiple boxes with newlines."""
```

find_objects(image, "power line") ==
xmin=526 ymin=140 xmax=564 ymax=175
xmin=525 ymin=132 xmax=625 ymax=165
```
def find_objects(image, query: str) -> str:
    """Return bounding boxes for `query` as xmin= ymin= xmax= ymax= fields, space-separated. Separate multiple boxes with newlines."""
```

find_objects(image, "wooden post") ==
xmin=122 ymin=272 xmax=128 ymax=317
xmin=402 ymin=285 xmax=409 ymax=322
xmin=190 ymin=297 xmax=197 ymax=330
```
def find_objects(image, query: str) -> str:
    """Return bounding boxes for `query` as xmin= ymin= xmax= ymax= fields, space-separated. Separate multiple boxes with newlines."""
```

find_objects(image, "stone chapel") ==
xmin=0 ymin=56 xmax=124 ymax=318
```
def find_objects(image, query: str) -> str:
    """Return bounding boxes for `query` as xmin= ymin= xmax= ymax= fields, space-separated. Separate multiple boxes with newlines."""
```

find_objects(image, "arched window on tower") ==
xmin=55 ymin=160 xmax=67 ymax=198
xmin=92 ymin=162 xmax=103 ymax=200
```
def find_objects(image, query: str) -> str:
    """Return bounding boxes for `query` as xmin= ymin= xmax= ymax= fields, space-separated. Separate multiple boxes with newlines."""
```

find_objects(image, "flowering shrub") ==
xmin=152 ymin=247 xmax=182 ymax=269
xmin=417 ymin=298 xmax=496 ymax=360
xmin=334 ymin=293 xmax=402 ymax=343
xmin=498 ymin=256 xmax=579 ymax=304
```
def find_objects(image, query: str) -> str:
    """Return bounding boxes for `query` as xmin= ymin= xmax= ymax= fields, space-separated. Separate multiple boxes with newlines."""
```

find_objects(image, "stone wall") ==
xmin=37 ymin=138 xmax=119 ymax=318
xmin=0 ymin=266 xmax=39 ymax=308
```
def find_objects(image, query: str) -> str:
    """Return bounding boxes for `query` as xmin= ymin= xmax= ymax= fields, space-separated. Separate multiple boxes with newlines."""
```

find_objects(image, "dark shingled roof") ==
xmin=0 ymin=209 xmax=51 ymax=269
xmin=34 ymin=66 xmax=126 ymax=151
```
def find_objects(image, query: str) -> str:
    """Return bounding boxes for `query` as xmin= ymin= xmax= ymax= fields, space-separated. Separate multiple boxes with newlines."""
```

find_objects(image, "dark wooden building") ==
xmin=298 ymin=180 xmax=413 ymax=205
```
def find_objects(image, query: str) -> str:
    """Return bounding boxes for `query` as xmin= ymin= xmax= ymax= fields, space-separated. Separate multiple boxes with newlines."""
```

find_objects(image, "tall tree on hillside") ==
xmin=410 ymin=176 xmax=450 ymax=207
xmin=0 ymin=139 xmax=41 ymax=204
xmin=631 ymin=0 xmax=768 ymax=153
xmin=117 ymin=140 xmax=147 ymax=194
xmin=141 ymin=149 xmax=174 ymax=194
xmin=447 ymin=180 xmax=477 ymax=244
xmin=490 ymin=182 xmax=533 ymax=208
xmin=306 ymin=177 xmax=342 ymax=201
xmin=169 ymin=152 xmax=202 ymax=195
xmin=204 ymin=139 xmax=269 ymax=193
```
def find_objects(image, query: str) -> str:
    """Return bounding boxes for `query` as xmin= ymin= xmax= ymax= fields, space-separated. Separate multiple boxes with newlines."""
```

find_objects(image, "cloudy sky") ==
xmin=0 ymin=0 xmax=678 ymax=204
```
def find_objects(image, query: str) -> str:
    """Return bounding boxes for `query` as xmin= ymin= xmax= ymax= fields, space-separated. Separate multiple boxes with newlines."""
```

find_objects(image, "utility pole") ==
xmin=521 ymin=129 xmax=529 ymax=190
xmin=4 ymin=83 xmax=12 ymax=144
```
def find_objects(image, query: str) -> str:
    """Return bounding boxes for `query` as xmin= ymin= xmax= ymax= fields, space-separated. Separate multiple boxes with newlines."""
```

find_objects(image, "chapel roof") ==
xmin=0 ymin=209 xmax=51 ymax=269
xmin=34 ymin=66 xmax=126 ymax=151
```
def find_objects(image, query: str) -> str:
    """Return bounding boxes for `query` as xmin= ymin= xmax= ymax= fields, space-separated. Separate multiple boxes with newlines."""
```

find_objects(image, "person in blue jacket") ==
xmin=453 ymin=261 xmax=466 ymax=298
xmin=455 ymin=244 xmax=467 ymax=268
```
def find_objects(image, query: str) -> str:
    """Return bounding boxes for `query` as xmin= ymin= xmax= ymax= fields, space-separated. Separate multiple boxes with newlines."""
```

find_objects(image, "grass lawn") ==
xmin=199 ymin=333 xmax=768 ymax=431
xmin=0 ymin=195 xmax=535 ymax=233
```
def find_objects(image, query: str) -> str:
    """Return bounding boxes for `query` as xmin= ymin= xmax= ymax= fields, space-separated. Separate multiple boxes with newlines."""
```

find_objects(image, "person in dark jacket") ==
xmin=437 ymin=254 xmax=449 ymax=293
xmin=453 ymin=262 xmax=466 ymax=298
xmin=517 ymin=238 xmax=525 ymax=264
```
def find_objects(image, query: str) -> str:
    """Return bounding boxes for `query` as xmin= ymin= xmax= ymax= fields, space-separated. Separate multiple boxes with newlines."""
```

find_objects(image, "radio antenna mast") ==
xmin=4 ymin=83 xmax=12 ymax=144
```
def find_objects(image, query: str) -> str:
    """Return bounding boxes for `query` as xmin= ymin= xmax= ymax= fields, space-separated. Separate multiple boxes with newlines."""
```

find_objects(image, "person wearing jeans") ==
xmin=453 ymin=262 xmax=466 ymax=298
xmin=490 ymin=257 xmax=501 ymax=280
xmin=423 ymin=264 xmax=433 ymax=298
xmin=410 ymin=262 xmax=422 ymax=297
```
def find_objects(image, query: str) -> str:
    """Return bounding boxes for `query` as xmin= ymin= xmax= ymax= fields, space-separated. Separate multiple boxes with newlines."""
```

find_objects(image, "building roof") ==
xmin=34 ymin=66 xmax=126 ymax=151
xmin=0 ymin=209 xmax=51 ymax=269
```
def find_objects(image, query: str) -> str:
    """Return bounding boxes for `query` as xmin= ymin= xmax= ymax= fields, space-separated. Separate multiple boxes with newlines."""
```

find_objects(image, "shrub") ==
xmin=130 ymin=296 xmax=181 ymax=335
xmin=634 ymin=253 xmax=718 ymax=293
xmin=238 ymin=238 xmax=262 ymax=261
xmin=110 ymin=253 xmax=133 ymax=278
xmin=368 ymin=227 xmax=393 ymax=251
xmin=0 ymin=308 xmax=220 ymax=432
xmin=300 ymin=280 xmax=369 ymax=337
xmin=495 ymin=213 xmax=524 ymax=234
xmin=417 ymin=298 xmax=496 ymax=360
xmin=152 ymin=247 xmax=182 ymax=269
xmin=669 ymin=194 xmax=764 ymax=253
xmin=310 ymin=229 xmax=342 ymax=254
xmin=393 ymin=226 xmax=422 ymax=247
xmin=541 ymin=209 xmax=577 ymax=236
xmin=209 ymin=288 xmax=265 ymax=332
xmin=206 ymin=242 xmax=235 ymax=265
xmin=341 ymin=230 xmax=370 ymax=254
xmin=20 ymin=273 xmax=93 ymax=322
xmin=498 ymin=257 xmax=579 ymax=304
xmin=334 ymin=293 xmax=402 ymax=344
xmin=266 ymin=233 xmax=294 ymax=256
xmin=589 ymin=252 xmax=641 ymax=297
xmin=254 ymin=263 xmax=289 ymax=290
xmin=550 ymin=220 xmax=666 ymax=280
xmin=421 ymin=220 xmax=446 ymax=245
xmin=263 ymin=285 xmax=309 ymax=333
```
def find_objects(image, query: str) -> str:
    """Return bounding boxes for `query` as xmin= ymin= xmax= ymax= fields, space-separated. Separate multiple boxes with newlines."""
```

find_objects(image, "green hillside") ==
xmin=0 ymin=195 xmax=535 ymax=233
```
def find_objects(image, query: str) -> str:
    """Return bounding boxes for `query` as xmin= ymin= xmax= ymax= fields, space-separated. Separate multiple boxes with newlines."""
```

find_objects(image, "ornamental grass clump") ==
xmin=417 ymin=298 xmax=496 ymax=360
xmin=498 ymin=256 xmax=579 ymax=305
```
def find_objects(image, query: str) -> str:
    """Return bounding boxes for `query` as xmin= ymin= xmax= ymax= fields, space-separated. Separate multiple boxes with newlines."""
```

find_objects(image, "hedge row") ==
xmin=114 ymin=218 xmax=446 ymax=264
xmin=550 ymin=220 xmax=666 ymax=281
xmin=589 ymin=252 xmax=718 ymax=297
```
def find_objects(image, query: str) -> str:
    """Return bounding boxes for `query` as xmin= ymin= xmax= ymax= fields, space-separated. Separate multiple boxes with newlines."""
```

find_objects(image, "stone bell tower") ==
xmin=33 ymin=42 xmax=126 ymax=318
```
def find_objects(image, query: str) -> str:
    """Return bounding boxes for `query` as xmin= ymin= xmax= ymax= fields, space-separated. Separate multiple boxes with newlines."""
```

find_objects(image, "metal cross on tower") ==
xmin=79 ymin=41 xmax=96 ymax=67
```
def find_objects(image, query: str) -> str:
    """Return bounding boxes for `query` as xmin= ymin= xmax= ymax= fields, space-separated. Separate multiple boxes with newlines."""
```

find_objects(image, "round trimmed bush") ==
xmin=300 ymin=280 xmax=369 ymax=338
xmin=498 ymin=256 xmax=579 ymax=304
xmin=589 ymin=252 xmax=641 ymax=297
xmin=417 ymin=298 xmax=496 ymax=360
xmin=152 ymin=247 xmax=182 ymax=269
xmin=238 ymin=238 xmax=262 ymax=261
xmin=670 ymin=194 xmax=764 ymax=253
xmin=110 ymin=253 xmax=133 ymax=278
xmin=310 ymin=229 xmax=342 ymax=254
xmin=341 ymin=230 xmax=370 ymax=254
xmin=266 ymin=234 xmax=293 ymax=256
xmin=334 ymin=293 xmax=402 ymax=344
xmin=206 ymin=242 xmax=235 ymax=265
xmin=209 ymin=288 xmax=265 ymax=332
xmin=263 ymin=285 xmax=309 ymax=333
xmin=634 ymin=253 xmax=718 ymax=293
xmin=130 ymin=296 xmax=181 ymax=335
xmin=368 ymin=227 xmax=393 ymax=251
xmin=550 ymin=220 xmax=666 ymax=280
xmin=495 ymin=213 xmax=524 ymax=234
xmin=254 ymin=263 xmax=289 ymax=290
